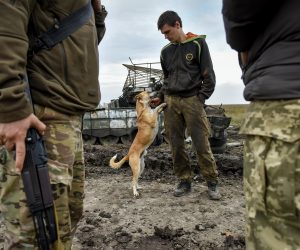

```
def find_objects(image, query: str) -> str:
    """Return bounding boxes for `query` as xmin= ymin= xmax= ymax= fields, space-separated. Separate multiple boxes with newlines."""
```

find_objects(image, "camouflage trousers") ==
xmin=164 ymin=95 xmax=218 ymax=183
xmin=241 ymin=99 xmax=300 ymax=250
xmin=0 ymin=105 xmax=85 ymax=250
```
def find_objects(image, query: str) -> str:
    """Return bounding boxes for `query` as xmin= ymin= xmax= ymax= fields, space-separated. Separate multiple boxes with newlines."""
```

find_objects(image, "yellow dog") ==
xmin=109 ymin=91 xmax=166 ymax=197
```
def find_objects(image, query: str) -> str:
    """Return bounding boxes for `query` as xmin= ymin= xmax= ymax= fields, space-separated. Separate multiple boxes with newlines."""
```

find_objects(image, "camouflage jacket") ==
xmin=0 ymin=0 xmax=107 ymax=123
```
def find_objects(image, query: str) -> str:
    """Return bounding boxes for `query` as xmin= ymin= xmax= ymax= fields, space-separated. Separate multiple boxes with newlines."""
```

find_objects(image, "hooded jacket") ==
xmin=159 ymin=33 xmax=215 ymax=103
xmin=0 ymin=0 xmax=107 ymax=123
xmin=222 ymin=0 xmax=300 ymax=101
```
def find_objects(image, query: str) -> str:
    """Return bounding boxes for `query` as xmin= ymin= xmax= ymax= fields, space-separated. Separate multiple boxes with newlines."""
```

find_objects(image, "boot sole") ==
xmin=173 ymin=189 xmax=191 ymax=197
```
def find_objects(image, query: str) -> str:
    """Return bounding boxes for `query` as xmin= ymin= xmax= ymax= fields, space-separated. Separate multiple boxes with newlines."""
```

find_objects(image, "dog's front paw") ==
xmin=157 ymin=103 xmax=167 ymax=113
xmin=158 ymin=102 xmax=167 ymax=107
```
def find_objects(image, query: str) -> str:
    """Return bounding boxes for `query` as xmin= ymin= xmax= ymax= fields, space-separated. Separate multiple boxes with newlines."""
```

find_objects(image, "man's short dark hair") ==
xmin=157 ymin=11 xmax=182 ymax=30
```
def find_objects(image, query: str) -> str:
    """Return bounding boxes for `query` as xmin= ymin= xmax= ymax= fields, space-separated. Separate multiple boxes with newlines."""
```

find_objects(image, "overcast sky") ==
xmin=98 ymin=0 xmax=247 ymax=105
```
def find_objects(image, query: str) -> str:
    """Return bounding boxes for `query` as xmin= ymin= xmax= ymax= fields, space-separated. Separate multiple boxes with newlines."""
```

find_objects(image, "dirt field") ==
xmin=71 ymin=125 xmax=245 ymax=250
xmin=0 ymin=126 xmax=246 ymax=250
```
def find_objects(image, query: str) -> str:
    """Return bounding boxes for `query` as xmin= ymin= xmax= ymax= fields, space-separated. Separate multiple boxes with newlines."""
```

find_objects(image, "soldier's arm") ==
xmin=0 ymin=2 xmax=46 ymax=171
xmin=222 ymin=0 xmax=281 ymax=52
xmin=92 ymin=0 xmax=108 ymax=43
xmin=198 ymin=39 xmax=215 ymax=103
xmin=0 ymin=1 xmax=34 ymax=123
xmin=156 ymin=53 xmax=169 ymax=103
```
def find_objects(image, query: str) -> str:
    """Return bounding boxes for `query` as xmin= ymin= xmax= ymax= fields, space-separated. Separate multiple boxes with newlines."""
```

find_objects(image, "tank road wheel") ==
xmin=82 ymin=135 xmax=97 ymax=145
xmin=120 ymin=135 xmax=132 ymax=145
xmin=100 ymin=136 xmax=120 ymax=146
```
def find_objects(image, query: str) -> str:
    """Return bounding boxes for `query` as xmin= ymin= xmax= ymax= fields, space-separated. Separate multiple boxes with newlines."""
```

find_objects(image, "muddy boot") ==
xmin=207 ymin=181 xmax=221 ymax=200
xmin=174 ymin=180 xmax=191 ymax=197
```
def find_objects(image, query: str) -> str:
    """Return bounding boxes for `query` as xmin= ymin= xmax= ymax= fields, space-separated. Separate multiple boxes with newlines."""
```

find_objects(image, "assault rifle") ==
xmin=21 ymin=128 xmax=58 ymax=249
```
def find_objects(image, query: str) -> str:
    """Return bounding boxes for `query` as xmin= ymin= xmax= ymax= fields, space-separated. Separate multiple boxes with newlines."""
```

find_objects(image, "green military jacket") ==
xmin=0 ymin=0 xmax=107 ymax=123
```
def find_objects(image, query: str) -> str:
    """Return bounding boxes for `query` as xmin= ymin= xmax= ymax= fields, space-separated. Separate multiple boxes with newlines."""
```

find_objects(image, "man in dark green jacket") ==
xmin=152 ymin=10 xmax=221 ymax=200
xmin=0 ymin=0 xmax=107 ymax=248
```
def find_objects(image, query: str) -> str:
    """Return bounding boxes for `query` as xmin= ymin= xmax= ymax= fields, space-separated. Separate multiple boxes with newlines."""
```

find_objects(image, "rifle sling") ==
xmin=32 ymin=1 xmax=92 ymax=53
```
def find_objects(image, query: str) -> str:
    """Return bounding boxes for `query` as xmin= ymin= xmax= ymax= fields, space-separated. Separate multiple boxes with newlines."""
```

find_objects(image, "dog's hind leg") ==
xmin=137 ymin=151 xmax=146 ymax=191
xmin=129 ymin=154 xmax=141 ymax=197
xmin=132 ymin=171 xmax=140 ymax=197
xmin=140 ymin=150 xmax=147 ymax=175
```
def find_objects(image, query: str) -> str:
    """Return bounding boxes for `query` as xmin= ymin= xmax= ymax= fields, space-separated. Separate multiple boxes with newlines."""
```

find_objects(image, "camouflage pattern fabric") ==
xmin=240 ymin=99 xmax=300 ymax=249
xmin=164 ymin=95 xmax=218 ymax=182
xmin=0 ymin=105 xmax=84 ymax=249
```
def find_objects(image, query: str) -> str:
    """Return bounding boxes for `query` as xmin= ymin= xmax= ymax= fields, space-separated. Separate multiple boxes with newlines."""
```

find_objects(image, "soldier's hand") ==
xmin=150 ymin=97 xmax=161 ymax=107
xmin=0 ymin=114 xmax=46 ymax=172
xmin=92 ymin=0 xmax=102 ymax=13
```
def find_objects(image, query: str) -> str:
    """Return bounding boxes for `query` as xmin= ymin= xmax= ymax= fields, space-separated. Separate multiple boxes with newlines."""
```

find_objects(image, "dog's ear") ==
xmin=134 ymin=94 xmax=141 ymax=101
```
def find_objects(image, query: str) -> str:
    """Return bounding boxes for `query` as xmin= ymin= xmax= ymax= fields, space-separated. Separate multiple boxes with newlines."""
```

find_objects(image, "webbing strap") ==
xmin=32 ymin=1 xmax=92 ymax=53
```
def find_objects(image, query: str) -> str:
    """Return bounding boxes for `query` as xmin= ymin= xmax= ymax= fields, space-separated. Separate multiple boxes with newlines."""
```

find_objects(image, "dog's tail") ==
xmin=109 ymin=154 xmax=129 ymax=169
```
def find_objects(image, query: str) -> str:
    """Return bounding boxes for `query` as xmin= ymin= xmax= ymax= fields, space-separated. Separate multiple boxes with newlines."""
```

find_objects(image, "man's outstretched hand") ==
xmin=0 ymin=114 xmax=46 ymax=172
xmin=150 ymin=97 xmax=161 ymax=108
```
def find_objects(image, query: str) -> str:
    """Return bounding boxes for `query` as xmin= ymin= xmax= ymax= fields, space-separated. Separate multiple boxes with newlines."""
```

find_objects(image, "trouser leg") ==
xmin=244 ymin=135 xmax=300 ymax=249
xmin=182 ymin=96 xmax=218 ymax=182
xmin=164 ymin=96 xmax=192 ymax=181
xmin=69 ymin=154 xmax=84 ymax=232
xmin=44 ymin=118 xmax=84 ymax=249
xmin=0 ymin=105 xmax=84 ymax=250
xmin=0 ymin=147 xmax=36 ymax=249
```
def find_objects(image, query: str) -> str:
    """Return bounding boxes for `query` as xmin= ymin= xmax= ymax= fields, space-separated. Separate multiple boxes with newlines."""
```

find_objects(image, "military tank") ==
xmin=82 ymin=61 xmax=231 ymax=153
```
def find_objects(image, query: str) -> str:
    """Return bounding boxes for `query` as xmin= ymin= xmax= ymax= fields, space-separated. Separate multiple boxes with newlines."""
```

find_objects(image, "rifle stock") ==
xmin=21 ymin=128 xmax=58 ymax=249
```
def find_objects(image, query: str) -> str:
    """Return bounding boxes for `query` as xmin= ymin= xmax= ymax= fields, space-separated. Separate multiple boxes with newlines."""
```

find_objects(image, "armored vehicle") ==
xmin=82 ymin=61 xmax=231 ymax=153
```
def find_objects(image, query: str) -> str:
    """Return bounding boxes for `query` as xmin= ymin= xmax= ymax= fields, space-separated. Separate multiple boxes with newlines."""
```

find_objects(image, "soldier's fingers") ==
xmin=15 ymin=141 xmax=25 ymax=173
xmin=0 ymin=136 xmax=5 ymax=146
xmin=31 ymin=116 xmax=46 ymax=136
xmin=4 ymin=141 xmax=15 ymax=151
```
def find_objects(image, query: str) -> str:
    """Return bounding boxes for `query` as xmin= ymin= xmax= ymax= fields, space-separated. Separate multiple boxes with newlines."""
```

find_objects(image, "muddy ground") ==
xmin=72 ymin=126 xmax=245 ymax=250
xmin=0 ymin=126 xmax=246 ymax=249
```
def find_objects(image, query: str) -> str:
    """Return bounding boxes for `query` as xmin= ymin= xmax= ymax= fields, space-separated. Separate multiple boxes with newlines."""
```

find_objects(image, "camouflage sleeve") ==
xmin=94 ymin=5 xmax=107 ymax=44
xmin=0 ymin=1 xmax=34 ymax=123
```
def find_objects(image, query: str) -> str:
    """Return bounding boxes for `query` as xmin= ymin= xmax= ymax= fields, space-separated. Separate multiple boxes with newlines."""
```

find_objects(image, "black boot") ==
xmin=174 ymin=180 xmax=191 ymax=197
xmin=207 ymin=181 xmax=221 ymax=200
